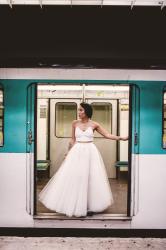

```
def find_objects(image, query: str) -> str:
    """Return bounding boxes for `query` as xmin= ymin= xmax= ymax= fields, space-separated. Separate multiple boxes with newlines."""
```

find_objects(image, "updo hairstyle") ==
xmin=80 ymin=102 xmax=93 ymax=118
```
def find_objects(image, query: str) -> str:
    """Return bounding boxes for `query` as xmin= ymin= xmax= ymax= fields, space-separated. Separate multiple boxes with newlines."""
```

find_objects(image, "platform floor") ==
xmin=0 ymin=237 xmax=166 ymax=250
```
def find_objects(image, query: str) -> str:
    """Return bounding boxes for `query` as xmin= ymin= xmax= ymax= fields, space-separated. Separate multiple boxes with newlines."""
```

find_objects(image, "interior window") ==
xmin=163 ymin=92 xmax=166 ymax=149
xmin=91 ymin=102 xmax=112 ymax=138
xmin=55 ymin=102 xmax=77 ymax=138
xmin=0 ymin=88 xmax=4 ymax=146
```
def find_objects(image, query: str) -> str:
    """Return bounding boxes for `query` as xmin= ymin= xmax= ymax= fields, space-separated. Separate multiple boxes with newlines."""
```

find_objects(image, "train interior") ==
xmin=36 ymin=84 xmax=129 ymax=218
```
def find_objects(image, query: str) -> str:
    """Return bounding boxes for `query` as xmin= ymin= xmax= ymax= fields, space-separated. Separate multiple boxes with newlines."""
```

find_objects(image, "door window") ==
xmin=91 ymin=102 xmax=112 ymax=137
xmin=0 ymin=88 xmax=4 ymax=146
xmin=163 ymin=92 xmax=166 ymax=148
xmin=55 ymin=102 xmax=77 ymax=138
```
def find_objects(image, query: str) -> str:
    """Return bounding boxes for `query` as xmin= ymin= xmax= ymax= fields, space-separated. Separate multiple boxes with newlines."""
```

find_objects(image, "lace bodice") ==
xmin=75 ymin=126 xmax=94 ymax=142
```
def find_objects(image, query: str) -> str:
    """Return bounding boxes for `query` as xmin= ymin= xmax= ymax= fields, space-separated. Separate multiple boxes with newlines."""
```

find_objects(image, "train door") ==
xmin=50 ymin=99 xmax=81 ymax=177
xmin=26 ymin=83 xmax=37 ymax=215
xmin=36 ymin=84 xmax=130 ymax=217
xmin=87 ymin=100 xmax=117 ymax=178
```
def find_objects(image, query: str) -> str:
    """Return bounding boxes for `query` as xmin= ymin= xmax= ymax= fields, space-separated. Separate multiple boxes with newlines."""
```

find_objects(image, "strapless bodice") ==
xmin=75 ymin=126 xmax=94 ymax=142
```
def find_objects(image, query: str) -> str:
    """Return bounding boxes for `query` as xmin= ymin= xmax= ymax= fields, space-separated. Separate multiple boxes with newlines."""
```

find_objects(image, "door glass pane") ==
xmin=0 ymin=89 xmax=4 ymax=146
xmin=55 ymin=102 xmax=77 ymax=138
xmin=91 ymin=102 xmax=112 ymax=138
xmin=163 ymin=92 xmax=166 ymax=148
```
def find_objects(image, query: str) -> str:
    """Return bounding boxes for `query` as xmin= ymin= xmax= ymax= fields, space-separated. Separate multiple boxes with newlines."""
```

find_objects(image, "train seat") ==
xmin=37 ymin=160 xmax=50 ymax=178
xmin=115 ymin=161 xmax=128 ymax=179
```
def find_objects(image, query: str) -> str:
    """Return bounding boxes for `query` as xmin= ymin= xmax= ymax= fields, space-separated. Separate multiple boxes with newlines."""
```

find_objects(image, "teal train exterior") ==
xmin=0 ymin=68 xmax=166 ymax=230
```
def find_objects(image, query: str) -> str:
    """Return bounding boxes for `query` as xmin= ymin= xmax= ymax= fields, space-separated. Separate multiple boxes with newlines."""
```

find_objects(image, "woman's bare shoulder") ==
xmin=71 ymin=120 xmax=80 ymax=127
xmin=90 ymin=120 xmax=100 ymax=129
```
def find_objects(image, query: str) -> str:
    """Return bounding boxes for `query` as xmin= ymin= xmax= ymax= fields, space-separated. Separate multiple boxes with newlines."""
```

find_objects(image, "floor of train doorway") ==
xmin=36 ymin=173 xmax=128 ymax=217
xmin=35 ymin=83 xmax=130 ymax=219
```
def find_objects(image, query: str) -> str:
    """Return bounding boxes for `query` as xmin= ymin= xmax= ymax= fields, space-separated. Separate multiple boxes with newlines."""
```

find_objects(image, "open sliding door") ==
xmin=130 ymin=84 xmax=140 ymax=216
xmin=26 ymin=83 xmax=37 ymax=215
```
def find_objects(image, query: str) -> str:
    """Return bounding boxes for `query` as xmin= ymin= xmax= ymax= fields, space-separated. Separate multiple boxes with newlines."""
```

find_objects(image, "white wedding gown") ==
xmin=38 ymin=126 xmax=114 ymax=217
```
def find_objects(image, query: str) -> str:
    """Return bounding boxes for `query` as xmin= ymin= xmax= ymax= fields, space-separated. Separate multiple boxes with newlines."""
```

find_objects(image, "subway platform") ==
xmin=0 ymin=236 xmax=166 ymax=250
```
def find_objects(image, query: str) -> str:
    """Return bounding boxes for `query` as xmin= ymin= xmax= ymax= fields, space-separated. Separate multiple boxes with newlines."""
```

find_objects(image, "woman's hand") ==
xmin=119 ymin=136 xmax=128 ymax=141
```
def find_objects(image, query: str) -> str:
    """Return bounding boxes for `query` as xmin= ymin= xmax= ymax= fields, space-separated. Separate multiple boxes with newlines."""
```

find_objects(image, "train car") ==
xmin=0 ymin=68 xmax=166 ymax=231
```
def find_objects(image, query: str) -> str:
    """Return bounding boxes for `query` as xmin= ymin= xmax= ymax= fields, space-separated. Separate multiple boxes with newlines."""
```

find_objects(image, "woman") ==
xmin=39 ymin=102 xmax=128 ymax=218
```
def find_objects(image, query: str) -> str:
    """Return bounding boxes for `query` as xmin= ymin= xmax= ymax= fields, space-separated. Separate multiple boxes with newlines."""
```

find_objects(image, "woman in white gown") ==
xmin=38 ymin=102 xmax=128 ymax=218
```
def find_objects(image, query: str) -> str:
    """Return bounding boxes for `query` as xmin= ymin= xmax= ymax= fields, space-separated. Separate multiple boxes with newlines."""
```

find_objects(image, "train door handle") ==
xmin=28 ymin=130 xmax=34 ymax=145
xmin=134 ymin=132 xmax=138 ymax=145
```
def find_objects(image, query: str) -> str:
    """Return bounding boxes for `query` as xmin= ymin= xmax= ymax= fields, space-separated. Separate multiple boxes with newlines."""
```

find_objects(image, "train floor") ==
xmin=0 ymin=237 xmax=165 ymax=250
xmin=36 ymin=172 xmax=128 ymax=216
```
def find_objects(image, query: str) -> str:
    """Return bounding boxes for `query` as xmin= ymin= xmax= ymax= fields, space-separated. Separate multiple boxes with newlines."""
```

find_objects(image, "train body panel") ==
xmin=0 ymin=153 xmax=166 ymax=228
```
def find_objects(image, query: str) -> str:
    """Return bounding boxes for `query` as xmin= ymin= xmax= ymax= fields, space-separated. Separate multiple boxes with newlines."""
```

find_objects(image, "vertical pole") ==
xmin=82 ymin=83 xmax=86 ymax=102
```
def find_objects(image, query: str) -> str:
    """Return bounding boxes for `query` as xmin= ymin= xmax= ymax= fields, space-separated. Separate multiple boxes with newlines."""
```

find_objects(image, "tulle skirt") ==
xmin=38 ymin=142 xmax=114 ymax=217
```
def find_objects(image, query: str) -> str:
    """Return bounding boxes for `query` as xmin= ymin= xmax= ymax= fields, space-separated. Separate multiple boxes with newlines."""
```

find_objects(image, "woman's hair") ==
xmin=80 ymin=102 xmax=93 ymax=118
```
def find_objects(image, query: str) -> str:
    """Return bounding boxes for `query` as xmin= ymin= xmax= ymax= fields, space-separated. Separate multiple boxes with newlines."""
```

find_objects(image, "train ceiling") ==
xmin=0 ymin=5 xmax=166 ymax=68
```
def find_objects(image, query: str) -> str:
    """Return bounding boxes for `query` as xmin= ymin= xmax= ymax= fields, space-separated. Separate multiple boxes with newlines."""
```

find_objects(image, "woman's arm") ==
xmin=64 ymin=120 xmax=77 ymax=159
xmin=68 ymin=120 xmax=77 ymax=151
xmin=95 ymin=122 xmax=128 ymax=141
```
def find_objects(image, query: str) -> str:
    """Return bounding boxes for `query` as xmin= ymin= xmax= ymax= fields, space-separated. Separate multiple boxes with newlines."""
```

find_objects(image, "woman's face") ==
xmin=78 ymin=105 xmax=87 ymax=119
